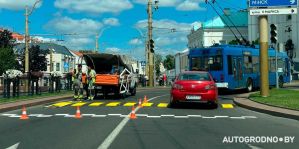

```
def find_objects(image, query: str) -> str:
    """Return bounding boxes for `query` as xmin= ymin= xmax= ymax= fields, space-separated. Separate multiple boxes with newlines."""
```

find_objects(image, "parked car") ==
xmin=170 ymin=71 xmax=218 ymax=108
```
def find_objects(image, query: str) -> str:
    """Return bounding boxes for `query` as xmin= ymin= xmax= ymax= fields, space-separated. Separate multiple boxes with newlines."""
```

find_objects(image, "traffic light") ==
xmin=270 ymin=24 xmax=277 ymax=44
xmin=285 ymin=39 xmax=294 ymax=51
xmin=149 ymin=39 xmax=154 ymax=53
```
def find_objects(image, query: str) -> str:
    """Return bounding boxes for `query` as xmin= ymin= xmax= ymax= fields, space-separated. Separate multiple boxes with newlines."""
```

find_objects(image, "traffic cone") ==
xmin=75 ymin=106 xmax=82 ymax=119
xmin=143 ymin=95 xmax=148 ymax=103
xmin=20 ymin=106 xmax=29 ymax=120
xmin=130 ymin=106 xmax=137 ymax=119
xmin=138 ymin=98 xmax=143 ymax=108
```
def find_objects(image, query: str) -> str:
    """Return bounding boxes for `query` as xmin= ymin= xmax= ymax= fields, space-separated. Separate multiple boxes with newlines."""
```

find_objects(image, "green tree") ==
xmin=19 ymin=45 xmax=48 ymax=72
xmin=228 ymin=39 xmax=239 ymax=45
xmin=163 ymin=54 xmax=175 ymax=70
xmin=155 ymin=54 xmax=162 ymax=77
xmin=0 ymin=29 xmax=18 ymax=74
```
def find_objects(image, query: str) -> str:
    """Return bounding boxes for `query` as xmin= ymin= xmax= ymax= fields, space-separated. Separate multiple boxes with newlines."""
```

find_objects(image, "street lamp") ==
xmin=95 ymin=26 xmax=110 ymax=53
xmin=24 ymin=0 xmax=42 ymax=92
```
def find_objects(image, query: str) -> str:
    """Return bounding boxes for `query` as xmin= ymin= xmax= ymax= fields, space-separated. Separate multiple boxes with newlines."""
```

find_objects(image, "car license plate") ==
xmin=186 ymin=95 xmax=201 ymax=100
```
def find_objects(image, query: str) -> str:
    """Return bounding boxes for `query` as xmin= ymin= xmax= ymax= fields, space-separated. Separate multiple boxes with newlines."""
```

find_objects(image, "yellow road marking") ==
xmin=222 ymin=104 xmax=234 ymax=109
xmin=106 ymin=102 xmax=121 ymax=107
xmin=157 ymin=103 xmax=168 ymax=108
xmin=88 ymin=102 xmax=105 ymax=107
xmin=123 ymin=102 xmax=137 ymax=107
xmin=71 ymin=102 xmax=87 ymax=107
xmin=51 ymin=102 xmax=72 ymax=107
xmin=142 ymin=102 xmax=154 ymax=107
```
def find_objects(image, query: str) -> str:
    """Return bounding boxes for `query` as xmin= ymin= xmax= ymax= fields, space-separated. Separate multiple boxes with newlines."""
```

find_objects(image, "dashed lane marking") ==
xmin=71 ymin=102 xmax=87 ymax=107
xmin=157 ymin=103 xmax=168 ymax=108
xmin=106 ymin=102 xmax=121 ymax=107
xmin=141 ymin=102 xmax=154 ymax=107
xmin=88 ymin=102 xmax=105 ymax=107
xmin=52 ymin=101 xmax=73 ymax=107
xmin=1 ymin=114 xmax=257 ymax=119
xmin=123 ymin=102 xmax=137 ymax=107
xmin=222 ymin=104 xmax=234 ymax=109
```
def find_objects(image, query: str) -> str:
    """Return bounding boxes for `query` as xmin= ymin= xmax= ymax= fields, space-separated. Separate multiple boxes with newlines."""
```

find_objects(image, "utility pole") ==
xmin=147 ymin=0 xmax=158 ymax=87
xmin=259 ymin=15 xmax=269 ymax=97
xmin=95 ymin=33 xmax=99 ymax=53
xmin=24 ymin=0 xmax=42 ymax=92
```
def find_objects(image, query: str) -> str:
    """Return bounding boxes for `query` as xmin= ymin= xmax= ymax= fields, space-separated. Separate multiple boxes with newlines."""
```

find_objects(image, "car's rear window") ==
xmin=178 ymin=73 xmax=211 ymax=81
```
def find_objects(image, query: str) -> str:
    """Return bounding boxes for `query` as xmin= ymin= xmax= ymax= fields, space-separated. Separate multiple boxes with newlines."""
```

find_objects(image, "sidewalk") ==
xmin=0 ymin=94 xmax=72 ymax=113
xmin=233 ymin=93 xmax=299 ymax=121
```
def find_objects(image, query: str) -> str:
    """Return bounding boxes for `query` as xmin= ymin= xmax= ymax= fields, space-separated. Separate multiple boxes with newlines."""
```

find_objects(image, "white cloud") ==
xmin=32 ymin=36 xmax=56 ymax=42
xmin=129 ymin=38 xmax=143 ymax=45
xmin=103 ymin=18 xmax=120 ymax=26
xmin=176 ymin=0 xmax=205 ymax=11
xmin=0 ymin=0 xmax=42 ymax=10
xmin=135 ymin=19 xmax=193 ymax=32
xmin=133 ymin=0 xmax=205 ymax=11
xmin=45 ymin=16 xmax=103 ymax=34
xmin=54 ymin=0 xmax=133 ymax=14
xmin=105 ymin=47 xmax=121 ymax=53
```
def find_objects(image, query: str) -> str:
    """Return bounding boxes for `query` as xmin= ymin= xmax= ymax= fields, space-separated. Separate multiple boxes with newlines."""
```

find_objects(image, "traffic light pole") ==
xmin=147 ymin=0 xmax=154 ymax=87
xmin=259 ymin=16 xmax=269 ymax=97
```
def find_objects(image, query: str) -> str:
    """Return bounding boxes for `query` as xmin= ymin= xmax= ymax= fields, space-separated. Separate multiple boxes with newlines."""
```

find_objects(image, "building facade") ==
xmin=187 ymin=9 xmax=248 ymax=48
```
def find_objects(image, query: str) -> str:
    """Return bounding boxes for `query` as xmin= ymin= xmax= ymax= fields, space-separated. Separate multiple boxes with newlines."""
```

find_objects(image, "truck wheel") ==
xmin=279 ymin=76 xmax=284 ymax=88
xmin=130 ymin=86 xmax=136 ymax=96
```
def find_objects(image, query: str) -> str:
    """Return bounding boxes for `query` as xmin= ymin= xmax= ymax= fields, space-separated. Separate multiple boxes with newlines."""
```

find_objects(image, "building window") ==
xmin=56 ymin=63 xmax=60 ymax=71
xmin=287 ymin=15 xmax=292 ymax=21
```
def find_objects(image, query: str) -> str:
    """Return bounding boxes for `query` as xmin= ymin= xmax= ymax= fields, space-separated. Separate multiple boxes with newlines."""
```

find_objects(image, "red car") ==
xmin=170 ymin=71 xmax=218 ymax=108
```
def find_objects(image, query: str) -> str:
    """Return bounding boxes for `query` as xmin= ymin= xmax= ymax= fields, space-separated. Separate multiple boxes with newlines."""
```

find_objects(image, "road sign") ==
xmin=250 ymin=8 xmax=297 ymax=15
xmin=249 ymin=0 xmax=298 ymax=7
xmin=64 ymin=63 xmax=69 ymax=68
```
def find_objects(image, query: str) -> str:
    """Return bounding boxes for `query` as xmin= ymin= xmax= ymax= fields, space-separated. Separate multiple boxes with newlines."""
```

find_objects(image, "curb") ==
xmin=249 ymin=98 xmax=299 ymax=112
xmin=0 ymin=95 xmax=72 ymax=113
xmin=233 ymin=97 xmax=299 ymax=121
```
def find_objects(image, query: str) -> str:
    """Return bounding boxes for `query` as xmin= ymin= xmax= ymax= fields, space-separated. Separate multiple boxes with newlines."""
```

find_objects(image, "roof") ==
xmin=203 ymin=10 xmax=248 ymax=28
xmin=14 ymin=43 xmax=73 ymax=56
xmin=70 ymin=50 xmax=83 ymax=57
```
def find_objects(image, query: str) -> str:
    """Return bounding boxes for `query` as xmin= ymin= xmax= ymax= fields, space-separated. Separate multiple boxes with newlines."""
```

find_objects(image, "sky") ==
xmin=0 ymin=0 xmax=247 ymax=60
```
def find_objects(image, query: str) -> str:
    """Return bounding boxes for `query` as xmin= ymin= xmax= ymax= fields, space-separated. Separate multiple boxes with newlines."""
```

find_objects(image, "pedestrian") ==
xmin=73 ymin=64 xmax=84 ymax=100
xmin=163 ymin=74 xmax=167 ymax=87
xmin=87 ymin=65 xmax=96 ymax=100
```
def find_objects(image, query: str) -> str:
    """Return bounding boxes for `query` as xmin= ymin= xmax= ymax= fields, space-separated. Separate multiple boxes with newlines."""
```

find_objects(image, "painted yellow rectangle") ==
xmin=52 ymin=102 xmax=72 ymax=107
xmin=106 ymin=102 xmax=121 ymax=107
xmin=157 ymin=103 xmax=168 ymax=108
xmin=123 ymin=102 xmax=136 ymax=107
xmin=88 ymin=102 xmax=105 ymax=107
xmin=222 ymin=104 xmax=234 ymax=109
xmin=142 ymin=102 xmax=153 ymax=107
xmin=71 ymin=102 xmax=87 ymax=107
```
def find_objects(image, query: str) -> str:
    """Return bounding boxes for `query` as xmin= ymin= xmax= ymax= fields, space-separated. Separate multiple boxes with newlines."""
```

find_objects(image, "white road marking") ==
xmin=215 ymin=116 xmax=229 ymax=118
xmin=174 ymin=116 xmax=189 ymax=118
xmin=97 ymin=94 xmax=167 ymax=149
xmin=147 ymin=116 xmax=162 ymax=118
xmin=6 ymin=142 xmax=20 ymax=149
xmin=107 ymin=114 xmax=122 ymax=116
xmin=202 ymin=116 xmax=216 ymax=119
xmin=187 ymin=115 xmax=202 ymax=117
xmin=161 ymin=114 xmax=175 ymax=117
xmin=230 ymin=117 xmax=246 ymax=119
xmin=136 ymin=114 xmax=148 ymax=117
xmin=242 ymin=116 xmax=257 ymax=119
xmin=2 ymin=114 xmax=17 ymax=116
xmin=247 ymin=144 xmax=263 ymax=149
xmin=36 ymin=115 xmax=53 ymax=118
xmin=82 ymin=114 xmax=96 ymax=116
xmin=55 ymin=114 xmax=69 ymax=116
xmin=92 ymin=115 xmax=107 ymax=117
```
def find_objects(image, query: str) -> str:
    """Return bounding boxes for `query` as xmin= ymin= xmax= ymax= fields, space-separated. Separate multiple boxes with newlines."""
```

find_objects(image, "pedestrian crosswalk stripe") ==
xmin=88 ymin=102 xmax=105 ymax=107
xmin=52 ymin=102 xmax=73 ymax=107
xmin=222 ymin=104 xmax=234 ymax=109
xmin=71 ymin=102 xmax=87 ymax=107
xmin=142 ymin=102 xmax=153 ymax=107
xmin=123 ymin=102 xmax=137 ymax=107
xmin=106 ymin=102 xmax=121 ymax=107
xmin=157 ymin=103 xmax=168 ymax=108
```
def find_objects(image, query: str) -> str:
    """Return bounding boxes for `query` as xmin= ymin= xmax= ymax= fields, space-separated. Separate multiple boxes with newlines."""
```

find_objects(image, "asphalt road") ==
xmin=0 ymin=88 xmax=298 ymax=149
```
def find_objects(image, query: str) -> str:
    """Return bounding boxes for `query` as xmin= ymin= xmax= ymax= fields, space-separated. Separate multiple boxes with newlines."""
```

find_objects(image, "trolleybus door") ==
xmin=233 ymin=57 xmax=243 ymax=88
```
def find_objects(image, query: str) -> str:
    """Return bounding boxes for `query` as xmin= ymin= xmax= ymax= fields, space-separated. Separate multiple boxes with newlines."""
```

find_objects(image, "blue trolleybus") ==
xmin=189 ymin=45 xmax=291 ymax=91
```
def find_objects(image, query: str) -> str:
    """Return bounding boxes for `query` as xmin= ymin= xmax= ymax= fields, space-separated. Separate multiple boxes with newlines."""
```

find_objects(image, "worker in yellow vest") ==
xmin=73 ymin=64 xmax=84 ymax=100
xmin=87 ymin=65 xmax=96 ymax=100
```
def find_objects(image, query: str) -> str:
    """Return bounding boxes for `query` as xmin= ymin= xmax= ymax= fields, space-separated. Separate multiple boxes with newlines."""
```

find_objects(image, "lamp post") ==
xmin=24 ymin=0 xmax=42 ymax=92
xmin=95 ymin=26 xmax=110 ymax=53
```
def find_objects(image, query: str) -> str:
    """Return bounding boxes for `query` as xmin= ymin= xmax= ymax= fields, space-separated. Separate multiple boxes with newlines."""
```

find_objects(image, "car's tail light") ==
xmin=205 ymin=84 xmax=216 ymax=90
xmin=220 ymin=74 xmax=224 ymax=82
xmin=173 ymin=84 xmax=183 ymax=90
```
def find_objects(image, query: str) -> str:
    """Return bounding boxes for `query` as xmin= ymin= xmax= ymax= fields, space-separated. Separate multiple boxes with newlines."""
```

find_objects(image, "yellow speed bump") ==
xmin=222 ymin=104 xmax=234 ymax=109
xmin=157 ymin=103 xmax=168 ymax=108
xmin=51 ymin=101 xmax=72 ymax=107
xmin=71 ymin=102 xmax=87 ymax=107
xmin=142 ymin=102 xmax=153 ymax=107
xmin=106 ymin=102 xmax=121 ymax=107
xmin=123 ymin=102 xmax=137 ymax=107
xmin=88 ymin=102 xmax=105 ymax=107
